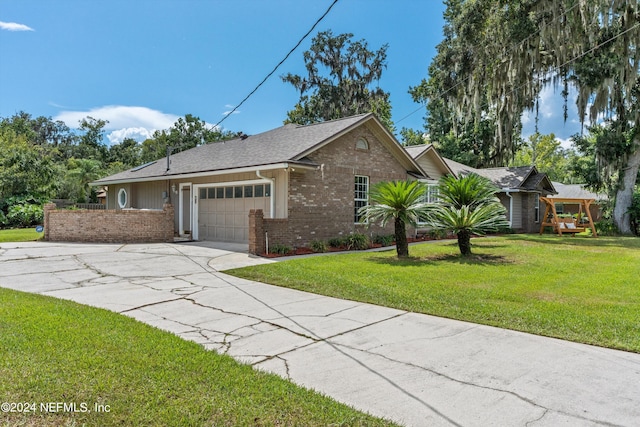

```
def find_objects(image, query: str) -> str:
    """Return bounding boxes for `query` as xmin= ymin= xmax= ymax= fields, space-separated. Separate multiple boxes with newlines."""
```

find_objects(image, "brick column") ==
xmin=249 ymin=209 xmax=265 ymax=255
xmin=43 ymin=203 xmax=57 ymax=241
xmin=162 ymin=203 xmax=175 ymax=242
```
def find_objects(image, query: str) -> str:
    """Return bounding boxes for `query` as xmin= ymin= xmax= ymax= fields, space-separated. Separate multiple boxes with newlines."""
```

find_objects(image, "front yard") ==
xmin=0 ymin=289 xmax=395 ymax=426
xmin=227 ymin=234 xmax=640 ymax=353
xmin=0 ymin=228 xmax=42 ymax=242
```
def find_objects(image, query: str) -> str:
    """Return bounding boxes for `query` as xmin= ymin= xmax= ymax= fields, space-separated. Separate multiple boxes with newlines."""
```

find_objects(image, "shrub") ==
xmin=343 ymin=233 xmax=370 ymax=251
xmin=269 ymin=243 xmax=292 ymax=255
xmin=309 ymin=239 xmax=328 ymax=253
xmin=328 ymin=237 xmax=345 ymax=248
xmin=7 ymin=203 xmax=43 ymax=228
xmin=595 ymin=219 xmax=619 ymax=236
xmin=426 ymin=228 xmax=448 ymax=240
xmin=0 ymin=210 xmax=7 ymax=228
xmin=373 ymin=234 xmax=394 ymax=246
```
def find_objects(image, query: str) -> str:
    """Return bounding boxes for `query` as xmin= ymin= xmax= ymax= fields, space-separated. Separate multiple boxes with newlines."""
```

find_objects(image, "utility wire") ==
xmin=214 ymin=0 xmax=339 ymax=129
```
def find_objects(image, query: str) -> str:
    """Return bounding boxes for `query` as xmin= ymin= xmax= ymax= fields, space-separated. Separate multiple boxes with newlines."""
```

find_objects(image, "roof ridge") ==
xmin=293 ymin=113 xmax=371 ymax=129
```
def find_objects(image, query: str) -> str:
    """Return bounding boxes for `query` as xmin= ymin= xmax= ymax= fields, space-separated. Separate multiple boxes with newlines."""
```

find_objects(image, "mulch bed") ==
xmin=260 ymin=234 xmax=455 ymax=258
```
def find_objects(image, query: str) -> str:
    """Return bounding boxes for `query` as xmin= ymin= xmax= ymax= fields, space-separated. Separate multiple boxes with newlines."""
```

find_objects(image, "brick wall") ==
xmin=44 ymin=203 xmax=174 ymax=243
xmin=248 ymin=125 xmax=410 ymax=254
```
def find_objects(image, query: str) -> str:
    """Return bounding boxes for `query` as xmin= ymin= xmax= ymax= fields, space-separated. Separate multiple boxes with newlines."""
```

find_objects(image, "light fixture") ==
xmin=171 ymin=184 xmax=177 ymax=194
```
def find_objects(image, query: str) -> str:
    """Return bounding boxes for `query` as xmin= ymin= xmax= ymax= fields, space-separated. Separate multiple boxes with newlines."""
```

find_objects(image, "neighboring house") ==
xmin=93 ymin=113 xmax=448 ymax=247
xmin=549 ymin=182 xmax=607 ymax=221
xmin=406 ymin=144 xmax=557 ymax=233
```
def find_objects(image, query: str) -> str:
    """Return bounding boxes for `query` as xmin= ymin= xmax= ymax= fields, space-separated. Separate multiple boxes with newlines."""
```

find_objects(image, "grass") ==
xmin=0 ymin=288 xmax=396 ymax=427
xmin=227 ymin=234 xmax=640 ymax=353
xmin=0 ymin=228 xmax=43 ymax=243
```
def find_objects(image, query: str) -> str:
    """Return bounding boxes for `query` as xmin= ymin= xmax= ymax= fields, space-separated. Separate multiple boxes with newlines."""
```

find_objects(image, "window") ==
xmin=264 ymin=184 xmax=271 ymax=197
xmin=354 ymin=175 xmax=369 ymax=223
xmin=425 ymin=184 xmax=439 ymax=204
xmin=417 ymin=184 xmax=439 ymax=223
xmin=225 ymin=187 xmax=234 ymax=199
xmin=535 ymin=197 xmax=540 ymax=223
xmin=356 ymin=137 xmax=369 ymax=150
xmin=244 ymin=185 xmax=253 ymax=198
xmin=117 ymin=188 xmax=127 ymax=208
xmin=234 ymin=186 xmax=243 ymax=198
xmin=216 ymin=187 xmax=224 ymax=199
xmin=254 ymin=184 xmax=264 ymax=197
xmin=208 ymin=188 xmax=216 ymax=199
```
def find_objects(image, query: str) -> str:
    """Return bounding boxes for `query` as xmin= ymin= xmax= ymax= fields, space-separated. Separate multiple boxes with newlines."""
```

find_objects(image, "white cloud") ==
xmin=54 ymin=105 xmax=179 ymax=144
xmin=0 ymin=21 xmax=34 ymax=31
xmin=106 ymin=127 xmax=154 ymax=144
xmin=556 ymin=137 xmax=574 ymax=150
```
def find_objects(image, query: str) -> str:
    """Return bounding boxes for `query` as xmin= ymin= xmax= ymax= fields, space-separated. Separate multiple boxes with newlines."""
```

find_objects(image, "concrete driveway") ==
xmin=1 ymin=241 xmax=639 ymax=427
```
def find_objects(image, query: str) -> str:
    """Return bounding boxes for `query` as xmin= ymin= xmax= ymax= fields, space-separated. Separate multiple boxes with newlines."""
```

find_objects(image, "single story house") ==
xmin=406 ymin=144 xmax=557 ymax=233
xmin=93 ymin=113 xmax=451 ymax=249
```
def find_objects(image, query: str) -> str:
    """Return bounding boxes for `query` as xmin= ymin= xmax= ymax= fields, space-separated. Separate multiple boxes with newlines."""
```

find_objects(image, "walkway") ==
xmin=0 ymin=241 xmax=638 ymax=426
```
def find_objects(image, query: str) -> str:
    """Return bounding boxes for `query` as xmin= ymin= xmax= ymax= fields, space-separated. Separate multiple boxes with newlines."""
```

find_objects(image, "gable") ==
xmin=403 ymin=144 xmax=454 ymax=180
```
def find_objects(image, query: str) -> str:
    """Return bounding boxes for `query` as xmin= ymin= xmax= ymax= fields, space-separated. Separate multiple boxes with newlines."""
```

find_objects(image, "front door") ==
xmin=179 ymin=183 xmax=192 ymax=236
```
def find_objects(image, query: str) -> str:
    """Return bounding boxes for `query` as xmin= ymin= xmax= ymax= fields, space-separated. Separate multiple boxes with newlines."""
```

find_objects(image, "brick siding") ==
xmin=249 ymin=126 xmax=410 ymax=254
xmin=44 ymin=203 xmax=174 ymax=243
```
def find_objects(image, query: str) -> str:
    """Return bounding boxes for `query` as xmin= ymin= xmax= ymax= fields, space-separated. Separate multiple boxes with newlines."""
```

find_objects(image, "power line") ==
xmin=214 ymin=0 xmax=340 ymax=129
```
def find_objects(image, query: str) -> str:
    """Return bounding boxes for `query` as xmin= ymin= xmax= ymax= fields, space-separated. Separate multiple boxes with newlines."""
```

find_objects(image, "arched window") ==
xmin=356 ymin=137 xmax=369 ymax=150
xmin=117 ymin=188 xmax=128 ymax=208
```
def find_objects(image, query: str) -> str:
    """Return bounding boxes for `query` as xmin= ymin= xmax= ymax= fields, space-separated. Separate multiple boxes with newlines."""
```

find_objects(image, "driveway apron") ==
xmin=1 ymin=241 xmax=639 ymax=427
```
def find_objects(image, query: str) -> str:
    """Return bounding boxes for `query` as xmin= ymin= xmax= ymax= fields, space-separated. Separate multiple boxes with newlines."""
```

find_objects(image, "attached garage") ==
xmin=194 ymin=182 xmax=271 ymax=242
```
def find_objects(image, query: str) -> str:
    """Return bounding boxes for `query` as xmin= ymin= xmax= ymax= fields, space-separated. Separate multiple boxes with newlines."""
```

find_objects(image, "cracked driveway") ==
xmin=1 ymin=241 xmax=639 ymax=426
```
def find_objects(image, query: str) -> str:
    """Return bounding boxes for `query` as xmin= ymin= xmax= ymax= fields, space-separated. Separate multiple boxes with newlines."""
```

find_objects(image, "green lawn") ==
xmin=0 ymin=289 xmax=395 ymax=427
xmin=0 ymin=228 xmax=43 ymax=242
xmin=227 ymin=234 xmax=640 ymax=353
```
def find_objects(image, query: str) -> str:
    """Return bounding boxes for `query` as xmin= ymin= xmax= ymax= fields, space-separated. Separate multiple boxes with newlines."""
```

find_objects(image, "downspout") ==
xmin=256 ymin=170 xmax=275 ymax=219
xmin=505 ymin=190 xmax=513 ymax=227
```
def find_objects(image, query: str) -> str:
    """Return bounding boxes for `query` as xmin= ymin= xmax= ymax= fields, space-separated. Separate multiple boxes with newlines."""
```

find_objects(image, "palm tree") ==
xmin=426 ymin=174 xmax=509 ymax=256
xmin=359 ymin=180 xmax=428 ymax=258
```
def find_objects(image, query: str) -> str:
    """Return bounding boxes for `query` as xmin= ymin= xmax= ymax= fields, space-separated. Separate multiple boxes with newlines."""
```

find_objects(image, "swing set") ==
xmin=538 ymin=197 xmax=598 ymax=237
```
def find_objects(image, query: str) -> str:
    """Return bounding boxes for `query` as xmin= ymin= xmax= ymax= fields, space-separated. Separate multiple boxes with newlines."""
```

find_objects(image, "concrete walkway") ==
xmin=1 ymin=241 xmax=638 ymax=426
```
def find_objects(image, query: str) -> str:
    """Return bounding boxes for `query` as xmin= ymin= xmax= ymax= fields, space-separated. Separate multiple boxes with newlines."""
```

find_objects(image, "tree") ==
xmin=511 ymin=133 xmax=574 ymax=182
xmin=422 ymin=0 xmax=639 ymax=233
xmin=425 ymin=174 xmax=509 ymax=256
xmin=65 ymin=158 xmax=103 ymax=203
xmin=0 ymin=128 xmax=56 ymax=199
xmin=358 ymin=180 xmax=428 ymax=258
xmin=108 ymin=137 xmax=142 ymax=169
xmin=75 ymin=116 xmax=109 ymax=162
xmin=409 ymin=0 xmax=505 ymax=167
xmin=282 ymin=30 xmax=394 ymax=131
xmin=140 ymin=114 xmax=235 ymax=163
xmin=399 ymin=128 xmax=429 ymax=147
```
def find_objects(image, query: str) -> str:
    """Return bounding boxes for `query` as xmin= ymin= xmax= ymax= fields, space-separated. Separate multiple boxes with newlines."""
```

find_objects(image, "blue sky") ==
xmin=0 ymin=0 xmax=580 ymax=146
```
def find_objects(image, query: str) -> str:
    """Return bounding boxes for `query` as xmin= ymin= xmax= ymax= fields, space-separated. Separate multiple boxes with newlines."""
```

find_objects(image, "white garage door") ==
xmin=197 ymin=183 xmax=271 ymax=242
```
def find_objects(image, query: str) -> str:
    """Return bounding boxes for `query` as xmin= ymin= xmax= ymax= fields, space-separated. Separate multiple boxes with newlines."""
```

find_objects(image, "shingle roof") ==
xmin=442 ymin=158 xmax=556 ymax=193
xmin=95 ymin=114 xmax=373 ymax=184
xmin=443 ymin=157 xmax=477 ymax=177
xmin=403 ymin=144 xmax=432 ymax=159
xmin=550 ymin=182 xmax=607 ymax=200
xmin=475 ymin=166 xmax=536 ymax=189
